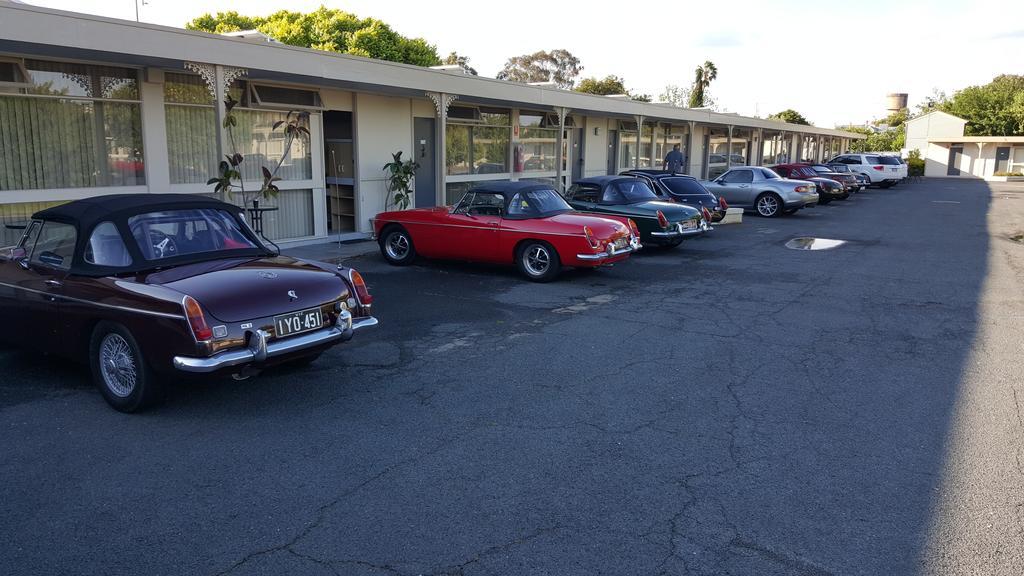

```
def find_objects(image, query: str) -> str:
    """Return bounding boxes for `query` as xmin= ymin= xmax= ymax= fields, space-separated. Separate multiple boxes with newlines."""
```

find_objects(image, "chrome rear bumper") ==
xmin=650 ymin=220 xmax=710 ymax=237
xmin=577 ymin=236 xmax=642 ymax=260
xmin=173 ymin=312 xmax=379 ymax=373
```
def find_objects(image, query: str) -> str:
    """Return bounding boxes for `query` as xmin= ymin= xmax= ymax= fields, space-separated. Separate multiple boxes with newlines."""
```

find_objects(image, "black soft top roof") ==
xmin=622 ymin=169 xmax=696 ymax=180
xmin=34 ymin=194 xmax=241 ymax=230
xmin=574 ymin=175 xmax=636 ymax=186
xmin=470 ymin=181 xmax=559 ymax=198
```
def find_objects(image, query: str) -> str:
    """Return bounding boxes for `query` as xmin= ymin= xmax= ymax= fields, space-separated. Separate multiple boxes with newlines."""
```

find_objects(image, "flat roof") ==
xmin=929 ymin=136 xmax=1024 ymax=143
xmin=0 ymin=1 xmax=864 ymax=139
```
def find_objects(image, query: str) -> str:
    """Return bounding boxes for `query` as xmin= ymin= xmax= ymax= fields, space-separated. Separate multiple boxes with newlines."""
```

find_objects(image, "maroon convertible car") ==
xmin=0 ymin=194 xmax=377 ymax=412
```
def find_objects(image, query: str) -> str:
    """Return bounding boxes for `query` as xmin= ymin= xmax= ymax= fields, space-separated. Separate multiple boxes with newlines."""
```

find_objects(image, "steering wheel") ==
xmin=149 ymin=229 xmax=179 ymax=259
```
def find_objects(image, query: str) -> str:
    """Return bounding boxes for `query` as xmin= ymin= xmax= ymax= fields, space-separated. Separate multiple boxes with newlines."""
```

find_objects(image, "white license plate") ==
xmin=681 ymin=220 xmax=697 ymax=230
xmin=613 ymin=237 xmax=629 ymax=250
xmin=274 ymin=307 xmax=323 ymax=337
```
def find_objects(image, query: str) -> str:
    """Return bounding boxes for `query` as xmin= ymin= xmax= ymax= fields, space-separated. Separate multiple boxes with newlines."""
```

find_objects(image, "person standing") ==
xmin=663 ymin=144 xmax=685 ymax=174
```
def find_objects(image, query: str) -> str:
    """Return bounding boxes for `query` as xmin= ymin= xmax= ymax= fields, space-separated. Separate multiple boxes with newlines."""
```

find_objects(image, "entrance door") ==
xmin=324 ymin=111 xmax=355 ymax=233
xmin=571 ymin=128 xmax=584 ymax=182
xmin=947 ymin=146 xmax=963 ymax=176
xmin=607 ymin=130 xmax=618 ymax=175
xmin=995 ymin=146 xmax=1010 ymax=174
xmin=414 ymin=118 xmax=436 ymax=208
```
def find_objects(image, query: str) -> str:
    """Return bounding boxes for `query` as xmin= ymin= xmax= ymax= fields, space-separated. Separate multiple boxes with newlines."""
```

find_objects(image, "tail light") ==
xmin=583 ymin=226 xmax=602 ymax=249
xmin=348 ymin=269 xmax=374 ymax=305
xmin=873 ymin=165 xmax=884 ymax=171
xmin=718 ymin=196 xmax=728 ymax=210
xmin=795 ymin=185 xmax=810 ymax=193
xmin=627 ymin=219 xmax=640 ymax=238
xmin=656 ymin=210 xmax=669 ymax=229
xmin=701 ymin=207 xmax=712 ymax=222
xmin=182 ymin=296 xmax=213 ymax=341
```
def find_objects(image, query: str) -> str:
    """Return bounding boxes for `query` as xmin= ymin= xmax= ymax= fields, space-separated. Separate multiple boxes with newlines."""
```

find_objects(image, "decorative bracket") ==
xmin=426 ymin=92 xmax=458 ymax=117
xmin=184 ymin=62 xmax=248 ymax=98
xmin=554 ymin=106 xmax=570 ymax=127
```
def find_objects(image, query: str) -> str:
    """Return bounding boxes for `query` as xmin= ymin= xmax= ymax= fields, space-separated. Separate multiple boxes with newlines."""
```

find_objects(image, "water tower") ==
xmin=886 ymin=93 xmax=908 ymax=113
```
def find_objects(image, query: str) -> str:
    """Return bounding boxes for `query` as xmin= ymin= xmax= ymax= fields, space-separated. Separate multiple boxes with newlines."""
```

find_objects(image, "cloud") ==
xmin=990 ymin=29 xmax=1024 ymax=40
xmin=695 ymin=33 xmax=743 ymax=48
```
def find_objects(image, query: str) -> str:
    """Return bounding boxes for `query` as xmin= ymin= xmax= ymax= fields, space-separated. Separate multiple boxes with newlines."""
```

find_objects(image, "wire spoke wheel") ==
xmin=99 ymin=333 xmax=137 ymax=398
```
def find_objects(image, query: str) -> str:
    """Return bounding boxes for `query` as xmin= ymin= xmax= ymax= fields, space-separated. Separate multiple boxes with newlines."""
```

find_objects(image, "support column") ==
xmin=726 ymin=125 xmax=734 ymax=170
xmin=633 ymin=114 xmax=645 ymax=170
xmin=185 ymin=61 xmax=247 ymax=201
xmin=426 ymin=92 xmax=457 ymax=206
xmin=139 ymin=68 xmax=169 ymax=192
xmin=687 ymin=121 xmax=699 ymax=176
xmin=554 ymin=106 xmax=570 ymax=191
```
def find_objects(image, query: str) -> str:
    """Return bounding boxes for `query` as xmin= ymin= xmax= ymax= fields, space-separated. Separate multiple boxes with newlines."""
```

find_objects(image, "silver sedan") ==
xmin=701 ymin=167 xmax=819 ymax=217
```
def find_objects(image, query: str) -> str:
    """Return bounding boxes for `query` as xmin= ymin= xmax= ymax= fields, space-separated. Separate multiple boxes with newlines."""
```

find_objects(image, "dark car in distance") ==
xmin=0 ymin=194 xmax=377 ymax=412
xmin=770 ymin=163 xmax=848 ymax=203
xmin=620 ymin=169 xmax=728 ymax=223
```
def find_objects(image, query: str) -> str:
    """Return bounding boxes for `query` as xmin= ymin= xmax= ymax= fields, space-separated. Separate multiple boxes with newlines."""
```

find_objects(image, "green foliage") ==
xmin=186 ymin=6 xmax=441 ymax=66
xmin=688 ymin=61 xmax=717 ymax=108
xmin=994 ymin=171 xmax=1024 ymax=177
xmin=658 ymin=85 xmax=690 ymax=107
xmin=496 ymin=50 xmax=583 ymax=89
xmin=907 ymin=149 xmax=925 ymax=177
xmin=443 ymin=52 xmax=477 ymax=75
xmin=938 ymin=75 xmax=1024 ymax=136
xmin=882 ymin=109 xmax=908 ymax=128
xmin=575 ymin=75 xmax=627 ymax=96
xmin=841 ymin=125 xmax=905 ymax=153
xmin=383 ymin=151 xmax=419 ymax=210
xmin=767 ymin=109 xmax=810 ymax=125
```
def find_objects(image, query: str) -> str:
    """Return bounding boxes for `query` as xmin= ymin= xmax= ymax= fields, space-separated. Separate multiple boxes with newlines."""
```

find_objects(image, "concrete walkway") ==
xmin=283 ymin=238 xmax=378 ymax=265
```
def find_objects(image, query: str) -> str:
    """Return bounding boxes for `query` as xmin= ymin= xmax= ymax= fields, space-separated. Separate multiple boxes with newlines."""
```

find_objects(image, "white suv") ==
xmin=827 ymin=154 xmax=902 ymax=188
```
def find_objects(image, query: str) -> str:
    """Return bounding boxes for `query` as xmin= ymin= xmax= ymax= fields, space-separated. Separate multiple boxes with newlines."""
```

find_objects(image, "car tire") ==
xmin=819 ymin=194 xmax=832 ymax=205
xmin=89 ymin=322 xmax=163 ymax=413
xmin=755 ymin=192 xmax=783 ymax=218
xmin=379 ymin=227 xmax=416 ymax=266
xmin=516 ymin=240 xmax=561 ymax=282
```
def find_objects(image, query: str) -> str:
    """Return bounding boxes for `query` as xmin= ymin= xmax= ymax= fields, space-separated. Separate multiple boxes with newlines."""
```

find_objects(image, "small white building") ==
xmin=905 ymin=111 xmax=1024 ymax=179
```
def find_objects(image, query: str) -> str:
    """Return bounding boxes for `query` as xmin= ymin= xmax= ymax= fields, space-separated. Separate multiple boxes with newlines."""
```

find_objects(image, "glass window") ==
xmin=232 ymin=109 xmax=313 ymax=182
xmin=759 ymin=168 xmax=781 ymax=180
xmin=610 ymin=180 xmax=658 ymax=203
xmin=446 ymin=110 xmax=511 ymax=176
xmin=568 ymin=184 xmax=601 ymax=202
xmin=30 ymin=221 xmax=77 ymax=269
xmin=129 ymin=209 xmax=257 ymax=260
xmin=722 ymin=170 xmax=753 ymax=184
xmin=164 ymin=74 xmax=217 ymax=185
xmin=462 ymin=193 xmax=504 ymax=216
xmin=619 ymin=131 xmax=637 ymax=170
xmin=865 ymin=155 xmax=882 ymax=164
xmin=84 ymin=221 xmax=132 ymax=267
xmin=662 ymin=177 xmax=709 ymax=196
xmin=877 ymin=156 xmax=900 ymax=165
xmin=521 ymin=127 xmax=557 ymax=172
xmin=507 ymin=188 xmax=571 ymax=217
xmin=250 ymin=84 xmax=321 ymax=108
xmin=18 ymin=220 xmax=42 ymax=251
xmin=0 ymin=60 xmax=144 ymax=191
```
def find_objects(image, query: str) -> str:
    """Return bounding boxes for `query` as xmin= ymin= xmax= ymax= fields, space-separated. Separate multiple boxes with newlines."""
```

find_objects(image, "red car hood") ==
xmin=144 ymin=256 xmax=349 ymax=323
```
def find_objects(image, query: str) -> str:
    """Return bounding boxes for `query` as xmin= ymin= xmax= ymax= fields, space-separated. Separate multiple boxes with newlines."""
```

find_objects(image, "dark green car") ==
xmin=565 ymin=176 xmax=708 ymax=247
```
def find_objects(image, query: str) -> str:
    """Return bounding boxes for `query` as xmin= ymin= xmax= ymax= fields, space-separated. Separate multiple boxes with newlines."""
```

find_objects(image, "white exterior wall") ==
xmin=924 ymin=142 xmax=998 ymax=178
xmin=583 ymin=117 xmax=611 ymax=177
xmin=905 ymin=112 xmax=968 ymax=155
xmin=353 ymin=93 xmax=414 ymax=233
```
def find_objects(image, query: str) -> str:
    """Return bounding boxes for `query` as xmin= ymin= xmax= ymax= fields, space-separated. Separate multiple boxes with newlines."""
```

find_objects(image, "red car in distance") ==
xmin=373 ymin=182 xmax=642 ymax=282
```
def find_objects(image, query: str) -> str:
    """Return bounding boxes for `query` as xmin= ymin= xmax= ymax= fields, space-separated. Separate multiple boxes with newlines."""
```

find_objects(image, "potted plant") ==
xmin=383 ymin=151 xmax=419 ymax=211
xmin=207 ymin=95 xmax=310 ymax=237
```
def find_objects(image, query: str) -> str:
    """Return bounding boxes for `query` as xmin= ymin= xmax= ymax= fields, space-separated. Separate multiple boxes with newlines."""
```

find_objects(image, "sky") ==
xmin=19 ymin=0 xmax=1024 ymax=128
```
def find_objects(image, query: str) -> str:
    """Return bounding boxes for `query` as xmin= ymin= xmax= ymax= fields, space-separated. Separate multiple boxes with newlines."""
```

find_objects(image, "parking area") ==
xmin=2 ymin=179 xmax=1023 ymax=575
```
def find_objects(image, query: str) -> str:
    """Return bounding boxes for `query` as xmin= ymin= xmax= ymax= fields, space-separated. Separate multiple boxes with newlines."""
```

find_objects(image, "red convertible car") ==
xmin=373 ymin=182 xmax=642 ymax=281
xmin=0 ymin=194 xmax=377 ymax=412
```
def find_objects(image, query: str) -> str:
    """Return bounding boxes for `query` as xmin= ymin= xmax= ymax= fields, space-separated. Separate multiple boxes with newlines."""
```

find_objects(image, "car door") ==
xmin=444 ymin=192 xmax=502 ymax=261
xmin=714 ymin=169 xmax=755 ymax=207
xmin=17 ymin=220 xmax=76 ymax=351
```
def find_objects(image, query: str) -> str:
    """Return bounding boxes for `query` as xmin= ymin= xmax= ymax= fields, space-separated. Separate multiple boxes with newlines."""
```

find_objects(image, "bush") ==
xmin=907 ymin=149 xmax=925 ymax=177
xmin=994 ymin=171 xmax=1024 ymax=177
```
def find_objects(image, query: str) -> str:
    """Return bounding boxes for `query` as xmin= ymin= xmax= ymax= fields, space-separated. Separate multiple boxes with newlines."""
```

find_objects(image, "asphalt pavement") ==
xmin=2 ymin=178 xmax=1022 ymax=575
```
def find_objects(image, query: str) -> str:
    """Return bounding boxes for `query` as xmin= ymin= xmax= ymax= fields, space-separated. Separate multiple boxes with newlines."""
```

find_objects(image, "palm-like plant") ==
xmin=687 ymin=61 xmax=718 ymax=108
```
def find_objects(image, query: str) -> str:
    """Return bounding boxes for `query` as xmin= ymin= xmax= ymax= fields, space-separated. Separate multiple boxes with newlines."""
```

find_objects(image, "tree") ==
xmin=768 ymin=109 xmax=811 ymax=125
xmin=658 ymin=84 xmax=690 ymax=107
xmin=838 ymin=125 xmax=905 ymax=153
xmin=688 ymin=61 xmax=718 ymax=108
xmin=496 ymin=50 xmax=582 ymax=89
xmin=575 ymin=75 xmax=627 ymax=96
xmin=938 ymin=75 xmax=1024 ymax=136
xmin=443 ymin=52 xmax=477 ymax=75
xmin=186 ymin=7 xmax=441 ymax=67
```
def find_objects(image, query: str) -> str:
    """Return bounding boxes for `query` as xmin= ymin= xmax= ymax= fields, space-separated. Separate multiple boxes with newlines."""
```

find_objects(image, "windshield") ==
xmin=128 ymin=209 xmax=258 ymax=261
xmin=507 ymin=188 xmax=572 ymax=217
xmin=829 ymin=164 xmax=850 ymax=172
xmin=811 ymin=165 xmax=832 ymax=173
xmin=614 ymin=180 xmax=658 ymax=203
xmin=877 ymin=156 xmax=901 ymax=165
xmin=662 ymin=177 xmax=711 ymax=196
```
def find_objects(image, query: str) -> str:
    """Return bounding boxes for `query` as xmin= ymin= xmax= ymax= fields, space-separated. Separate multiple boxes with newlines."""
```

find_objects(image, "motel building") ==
xmin=0 ymin=1 xmax=865 ymax=247
xmin=905 ymin=110 xmax=1024 ymax=180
